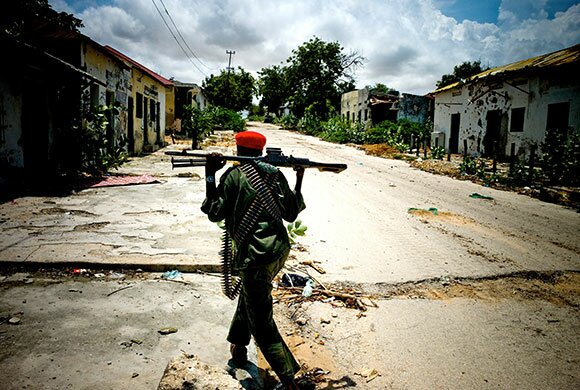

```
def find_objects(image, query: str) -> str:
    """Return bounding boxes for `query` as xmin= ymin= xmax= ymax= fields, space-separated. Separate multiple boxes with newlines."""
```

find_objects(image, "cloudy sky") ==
xmin=49 ymin=0 xmax=580 ymax=95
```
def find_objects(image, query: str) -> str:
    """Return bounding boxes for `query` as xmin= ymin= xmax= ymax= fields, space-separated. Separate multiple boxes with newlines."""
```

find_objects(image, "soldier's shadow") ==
xmin=227 ymin=359 xmax=265 ymax=390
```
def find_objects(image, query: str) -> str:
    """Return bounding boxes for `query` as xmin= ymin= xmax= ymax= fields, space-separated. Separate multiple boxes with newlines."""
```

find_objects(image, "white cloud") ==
xmin=50 ymin=0 xmax=580 ymax=95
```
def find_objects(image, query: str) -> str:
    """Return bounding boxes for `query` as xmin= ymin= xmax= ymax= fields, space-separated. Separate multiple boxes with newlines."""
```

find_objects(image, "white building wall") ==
xmin=433 ymin=74 xmax=580 ymax=157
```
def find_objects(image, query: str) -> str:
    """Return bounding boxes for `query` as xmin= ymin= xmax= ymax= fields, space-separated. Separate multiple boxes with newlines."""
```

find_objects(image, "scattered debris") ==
xmin=470 ymin=193 xmax=494 ymax=200
xmin=162 ymin=270 xmax=182 ymax=280
xmin=8 ymin=316 xmax=21 ymax=325
xmin=158 ymin=327 xmax=178 ymax=335
xmin=131 ymin=372 xmax=139 ymax=378
xmin=355 ymin=367 xmax=380 ymax=382
xmin=158 ymin=353 xmax=243 ymax=390
xmin=300 ymin=260 xmax=326 ymax=274
xmin=107 ymin=285 xmax=133 ymax=297
xmin=408 ymin=207 xmax=438 ymax=215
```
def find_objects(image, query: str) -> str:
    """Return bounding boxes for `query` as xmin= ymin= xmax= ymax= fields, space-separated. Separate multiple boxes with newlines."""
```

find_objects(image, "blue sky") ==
xmin=49 ymin=0 xmax=580 ymax=94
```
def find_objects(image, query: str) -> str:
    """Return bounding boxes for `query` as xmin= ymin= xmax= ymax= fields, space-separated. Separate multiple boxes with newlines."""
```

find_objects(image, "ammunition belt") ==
xmin=221 ymin=162 xmax=282 ymax=300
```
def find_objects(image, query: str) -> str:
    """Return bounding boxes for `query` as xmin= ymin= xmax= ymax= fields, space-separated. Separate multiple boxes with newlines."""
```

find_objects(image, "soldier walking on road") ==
xmin=201 ymin=131 xmax=305 ymax=389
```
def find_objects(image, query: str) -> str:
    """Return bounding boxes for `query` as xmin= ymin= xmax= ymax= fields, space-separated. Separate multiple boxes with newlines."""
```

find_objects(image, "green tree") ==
xmin=2 ymin=0 xmax=83 ymax=37
xmin=285 ymin=37 xmax=365 ymax=119
xmin=202 ymin=67 xmax=255 ymax=112
xmin=435 ymin=60 xmax=489 ymax=89
xmin=258 ymin=65 xmax=290 ymax=116
xmin=367 ymin=83 xmax=399 ymax=96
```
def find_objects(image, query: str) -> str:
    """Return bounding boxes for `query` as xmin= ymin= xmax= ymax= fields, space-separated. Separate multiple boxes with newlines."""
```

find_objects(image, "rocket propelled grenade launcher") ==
xmin=165 ymin=147 xmax=347 ymax=173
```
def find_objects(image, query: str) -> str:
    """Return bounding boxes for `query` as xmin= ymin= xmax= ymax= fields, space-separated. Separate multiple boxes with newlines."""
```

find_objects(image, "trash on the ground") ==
xmin=108 ymin=272 xmax=125 ymax=279
xmin=408 ymin=207 xmax=438 ymax=215
xmin=281 ymin=273 xmax=309 ymax=287
xmin=68 ymin=288 xmax=82 ymax=293
xmin=94 ymin=273 xmax=105 ymax=278
xmin=388 ymin=182 xmax=397 ymax=187
xmin=72 ymin=268 xmax=87 ymax=275
xmin=158 ymin=327 xmax=178 ymax=335
xmin=130 ymin=339 xmax=143 ymax=345
xmin=131 ymin=372 xmax=139 ymax=378
xmin=107 ymin=285 xmax=133 ymax=297
xmin=470 ymin=193 xmax=494 ymax=200
xmin=320 ymin=317 xmax=331 ymax=324
xmin=8 ymin=316 xmax=21 ymax=325
xmin=162 ymin=270 xmax=182 ymax=279
xmin=300 ymin=260 xmax=326 ymax=274
xmin=296 ymin=318 xmax=307 ymax=326
xmin=302 ymin=279 xmax=315 ymax=297
xmin=355 ymin=367 xmax=380 ymax=382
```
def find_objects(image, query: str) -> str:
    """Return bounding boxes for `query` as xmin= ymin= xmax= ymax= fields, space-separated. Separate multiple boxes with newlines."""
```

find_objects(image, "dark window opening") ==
xmin=136 ymin=93 xmax=143 ymax=118
xmin=510 ymin=107 xmax=525 ymax=132
xmin=546 ymin=102 xmax=570 ymax=135
xmin=150 ymin=100 xmax=156 ymax=122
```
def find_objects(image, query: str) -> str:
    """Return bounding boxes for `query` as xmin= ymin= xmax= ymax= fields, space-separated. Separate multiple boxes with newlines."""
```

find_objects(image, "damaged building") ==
xmin=431 ymin=44 xmax=580 ymax=158
xmin=341 ymin=87 xmax=432 ymax=126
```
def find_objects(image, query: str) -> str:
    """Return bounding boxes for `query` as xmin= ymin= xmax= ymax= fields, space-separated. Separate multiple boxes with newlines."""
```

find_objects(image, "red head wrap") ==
xmin=235 ymin=131 xmax=267 ymax=150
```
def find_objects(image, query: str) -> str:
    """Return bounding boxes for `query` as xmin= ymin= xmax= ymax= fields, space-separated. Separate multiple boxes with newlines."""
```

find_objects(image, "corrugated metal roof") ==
xmin=433 ymin=44 xmax=580 ymax=94
xmin=103 ymin=46 xmax=174 ymax=87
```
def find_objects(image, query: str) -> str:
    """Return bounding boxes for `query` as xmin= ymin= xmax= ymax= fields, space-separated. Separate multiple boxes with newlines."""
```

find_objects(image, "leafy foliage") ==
xmin=435 ymin=61 xmax=489 ymax=89
xmin=367 ymin=83 xmax=399 ymax=96
xmin=182 ymin=105 xmax=214 ymax=148
xmin=202 ymin=67 xmax=255 ymax=112
xmin=182 ymin=105 xmax=246 ymax=146
xmin=2 ymin=0 xmax=83 ymax=37
xmin=320 ymin=117 xmax=365 ymax=144
xmin=287 ymin=219 xmax=307 ymax=244
xmin=541 ymin=128 xmax=580 ymax=185
xmin=258 ymin=36 xmax=364 ymax=121
xmin=257 ymin=65 xmax=290 ymax=116
xmin=430 ymin=146 xmax=445 ymax=160
xmin=275 ymin=113 xmax=299 ymax=130
xmin=78 ymin=101 xmax=127 ymax=175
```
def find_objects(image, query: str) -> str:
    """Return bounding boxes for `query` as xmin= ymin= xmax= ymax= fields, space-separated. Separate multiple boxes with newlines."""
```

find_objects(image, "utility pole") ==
xmin=225 ymin=50 xmax=235 ymax=109
xmin=226 ymin=50 xmax=236 ymax=73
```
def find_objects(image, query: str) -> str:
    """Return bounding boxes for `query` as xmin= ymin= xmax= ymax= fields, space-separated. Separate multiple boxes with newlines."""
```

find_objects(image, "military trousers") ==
xmin=227 ymin=250 xmax=300 ymax=381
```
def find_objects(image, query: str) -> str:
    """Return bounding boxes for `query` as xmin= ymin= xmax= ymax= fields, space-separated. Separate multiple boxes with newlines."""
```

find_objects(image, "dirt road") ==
xmin=1 ymin=122 xmax=578 ymax=389
xmin=249 ymin=122 xmax=579 ymax=285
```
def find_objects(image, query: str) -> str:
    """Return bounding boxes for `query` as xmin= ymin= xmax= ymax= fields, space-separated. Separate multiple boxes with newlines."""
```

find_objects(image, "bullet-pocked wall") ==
xmin=82 ymin=42 xmax=131 ymax=151
xmin=434 ymin=73 xmax=580 ymax=158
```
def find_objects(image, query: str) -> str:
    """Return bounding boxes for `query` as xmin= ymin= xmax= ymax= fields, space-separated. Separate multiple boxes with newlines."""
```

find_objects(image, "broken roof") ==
xmin=103 ymin=46 xmax=174 ymax=87
xmin=433 ymin=44 xmax=580 ymax=94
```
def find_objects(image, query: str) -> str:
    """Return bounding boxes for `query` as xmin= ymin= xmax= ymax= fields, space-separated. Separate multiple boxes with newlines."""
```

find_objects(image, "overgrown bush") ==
xmin=320 ymin=117 xmax=365 ymax=144
xmin=541 ymin=128 xmax=580 ymax=185
xmin=430 ymin=146 xmax=445 ymax=160
xmin=79 ymin=102 xmax=128 ymax=175
xmin=209 ymin=106 xmax=246 ymax=132
xmin=276 ymin=113 xmax=299 ymax=129
xmin=459 ymin=155 xmax=477 ymax=175
xmin=297 ymin=113 xmax=324 ymax=136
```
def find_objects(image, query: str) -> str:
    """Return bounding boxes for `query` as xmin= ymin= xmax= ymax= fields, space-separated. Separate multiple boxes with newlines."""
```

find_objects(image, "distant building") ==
xmin=431 ymin=44 xmax=580 ymax=157
xmin=170 ymin=80 xmax=208 ymax=133
xmin=104 ymin=46 xmax=174 ymax=154
xmin=341 ymin=88 xmax=431 ymax=126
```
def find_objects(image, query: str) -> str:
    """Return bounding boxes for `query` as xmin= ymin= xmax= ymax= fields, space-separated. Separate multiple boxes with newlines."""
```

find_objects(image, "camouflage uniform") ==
xmin=201 ymin=161 xmax=305 ymax=381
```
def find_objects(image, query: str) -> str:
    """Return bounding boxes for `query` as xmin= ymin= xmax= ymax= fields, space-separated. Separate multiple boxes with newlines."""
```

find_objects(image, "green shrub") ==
xmin=297 ymin=113 xmax=324 ymax=136
xmin=459 ymin=155 xmax=477 ymax=175
xmin=209 ymin=106 xmax=246 ymax=132
xmin=276 ymin=113 xmax=299 ymax=129
xmin=430 ymin=146 xmax=445 ymax=160
xmin=320 ymin=117 xmax=365 ymax=144
xmin=541 ymin=128 xmax=580 ymax=185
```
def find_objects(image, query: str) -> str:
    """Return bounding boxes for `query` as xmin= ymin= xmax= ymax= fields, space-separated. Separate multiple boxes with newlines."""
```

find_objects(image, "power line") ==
xmin=157 ymin=0 xmax=212 ymax=71
xmin=150 ymin=0 xmax=208 ymax=79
